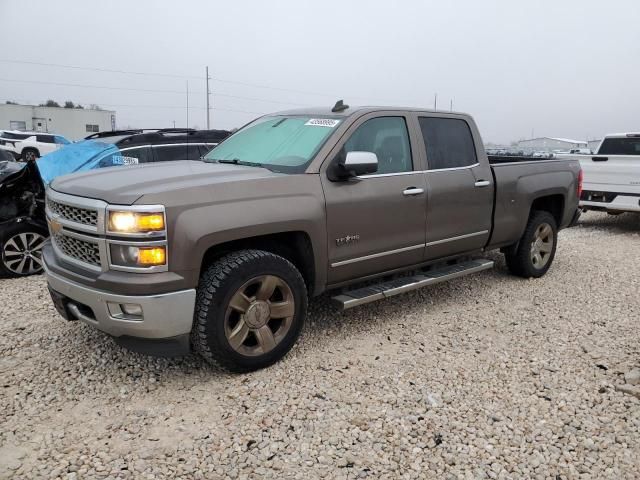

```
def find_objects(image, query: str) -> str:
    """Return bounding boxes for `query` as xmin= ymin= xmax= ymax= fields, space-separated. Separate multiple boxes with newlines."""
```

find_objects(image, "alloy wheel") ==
xmin=530 ymin=223 xmax=553 ymax=269
xmin=224 ymin=274 xmax=295 ymax=356
xmin=3 ymin=232 xmax=46 ymax=275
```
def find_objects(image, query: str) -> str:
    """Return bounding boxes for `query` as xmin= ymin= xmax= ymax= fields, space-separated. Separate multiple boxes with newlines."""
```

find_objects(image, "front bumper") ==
xmin=580 ymin=195 xmax=640 ymax=213
xmin=45 ymin=265 xmax=196 ymax=342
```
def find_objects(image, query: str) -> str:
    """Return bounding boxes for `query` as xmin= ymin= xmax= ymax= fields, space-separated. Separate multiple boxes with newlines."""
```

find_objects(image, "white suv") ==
xmin=0 ymin=130 xmax=70 ymax=161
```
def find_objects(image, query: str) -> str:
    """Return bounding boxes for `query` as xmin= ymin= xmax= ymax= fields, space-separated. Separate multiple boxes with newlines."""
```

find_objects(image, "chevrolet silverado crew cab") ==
xmin=43 ymin=104 xmax=581 ymax=372
xmin=575 ymin=133 xmax=640 ymax=213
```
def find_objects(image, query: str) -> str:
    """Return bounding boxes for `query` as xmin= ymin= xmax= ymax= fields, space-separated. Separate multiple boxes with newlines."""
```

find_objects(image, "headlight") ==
xmin=109 ymin=244 xmax=167 ymax=267
xmin=108 ymin=210 xmax=165 ymax=234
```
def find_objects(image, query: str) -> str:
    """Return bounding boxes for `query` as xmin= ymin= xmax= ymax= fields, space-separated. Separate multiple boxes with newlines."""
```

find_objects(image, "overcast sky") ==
xmin=1 ymin=0 xmax=638 ymax=143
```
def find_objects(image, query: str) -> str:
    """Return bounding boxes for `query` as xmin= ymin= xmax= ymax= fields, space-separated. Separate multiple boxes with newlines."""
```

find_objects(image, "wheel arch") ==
xmin=199 ymin=231 xmax=318 ymax=296
xmin=529 ymin=193 xmax=565 ymax=226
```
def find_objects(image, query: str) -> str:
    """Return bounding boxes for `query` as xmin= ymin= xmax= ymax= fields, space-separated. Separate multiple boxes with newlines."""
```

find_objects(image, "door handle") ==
xmin=474 ymin=180 xmax=490 ymax=188
xmin=403 ymin=187 xmax=424 ymax=196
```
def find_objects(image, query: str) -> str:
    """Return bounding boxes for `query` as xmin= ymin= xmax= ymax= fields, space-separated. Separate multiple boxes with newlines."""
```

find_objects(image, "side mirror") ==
xmin=330 ymin=151 xmax=378 ymax=180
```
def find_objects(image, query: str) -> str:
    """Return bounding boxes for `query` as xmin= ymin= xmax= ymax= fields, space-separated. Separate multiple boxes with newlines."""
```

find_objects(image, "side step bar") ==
xmin=332 ymin=259 xmax=494 ymax=310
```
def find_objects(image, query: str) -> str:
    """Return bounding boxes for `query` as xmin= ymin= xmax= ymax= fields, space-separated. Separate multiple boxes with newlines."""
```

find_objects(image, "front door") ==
xmin=415 ymin=115 xmax=494 ymax=260
xmin=321 ymin=114 xmax=427 ymax=284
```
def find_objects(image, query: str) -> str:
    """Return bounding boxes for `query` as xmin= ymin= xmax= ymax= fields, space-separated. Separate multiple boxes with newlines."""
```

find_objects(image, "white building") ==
xmin=0 ymin=103 xmax=116 ymax=140
xmin=516 ymin=137 xmax=588 ymax=153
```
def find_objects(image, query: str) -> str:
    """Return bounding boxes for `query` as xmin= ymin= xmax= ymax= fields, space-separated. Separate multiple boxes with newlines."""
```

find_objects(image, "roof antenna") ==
xmin=331 ymin=100 xmax=349 ymax=113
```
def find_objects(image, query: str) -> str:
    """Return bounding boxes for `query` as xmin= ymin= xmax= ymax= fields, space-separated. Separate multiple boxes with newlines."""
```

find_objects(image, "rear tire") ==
xmin=191 ymin=249 xmax=307 ymax=372
xmin=505 ymin=211 xmax=558 ymax=278
xmin=0 ymin=222 xmax=48 ymax=277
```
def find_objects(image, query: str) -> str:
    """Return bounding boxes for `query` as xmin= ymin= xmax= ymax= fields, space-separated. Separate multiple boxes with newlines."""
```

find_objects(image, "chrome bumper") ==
xmin=580 ymin=195 xmax=640 ymax=213
xmin=45 ymin=266 xmax=196 ymax=339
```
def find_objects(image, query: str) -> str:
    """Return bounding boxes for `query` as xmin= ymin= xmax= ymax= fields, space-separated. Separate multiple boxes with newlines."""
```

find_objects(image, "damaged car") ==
xmin=0 ymin=128 xmax=230 ymax=277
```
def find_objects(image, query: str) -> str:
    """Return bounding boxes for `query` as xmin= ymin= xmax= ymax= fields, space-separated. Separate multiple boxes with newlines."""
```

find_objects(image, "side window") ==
xmin=419 ymin=117 xmax=477 ymax=170
xmin=154 ymin=144 xmax=202 ymax=162
xmin=36 ymin=135 xmax=55 ymax=143
xmin=343 ymin=117 xmax=412 ymax=174
xmin=97 ymin=147 xmax=152 ymax=168
xmin=199 ymin=144 xmax=215 ymax=156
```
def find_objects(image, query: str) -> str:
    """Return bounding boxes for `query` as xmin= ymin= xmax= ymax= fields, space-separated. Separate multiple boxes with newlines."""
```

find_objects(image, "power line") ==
xmin=0 ymin=77 xmax=309 ymax=107
xmin=0 ymin=59 xmax=201 ymax=80
xmin=0 ymin=58 xmax=352 ymax=101
xmin=1 ymin=97 xmax=268 ymax=116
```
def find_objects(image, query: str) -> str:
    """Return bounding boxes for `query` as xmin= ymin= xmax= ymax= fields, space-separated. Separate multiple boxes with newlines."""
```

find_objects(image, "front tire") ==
xmin=505 ymin=211 xmax=558 ymax=278
xmin=192 ymin=249 xmax=307 ymax=372
xmin=0 ymin=222 xmax=48 ymax=277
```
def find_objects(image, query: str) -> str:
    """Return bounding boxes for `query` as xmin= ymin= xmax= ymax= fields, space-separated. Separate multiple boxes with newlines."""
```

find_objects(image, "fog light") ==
xmin=121 ymin=303 xmax=143 ymax=316
xmin=138 ymin=247 xmax=166 ymax=265
xmin=109 ymin=244 xmax=167 ymax=268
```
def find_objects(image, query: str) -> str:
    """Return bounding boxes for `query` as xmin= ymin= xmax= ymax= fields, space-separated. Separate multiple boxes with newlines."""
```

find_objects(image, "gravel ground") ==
xmin=1 ymin=211 xmax=639 ymax=479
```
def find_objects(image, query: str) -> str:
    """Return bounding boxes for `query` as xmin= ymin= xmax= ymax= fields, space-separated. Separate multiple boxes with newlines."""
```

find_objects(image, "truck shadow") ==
xmin=75 ymin=263 xmax=507 ymax=382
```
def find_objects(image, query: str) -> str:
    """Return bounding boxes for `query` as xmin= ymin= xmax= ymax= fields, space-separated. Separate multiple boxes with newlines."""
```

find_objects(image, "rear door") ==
xmin=414 ymin=115 xmax=494 ymax=260
xmin=581 ymin=137 xmax=640 ymax=195
xmin=36 ymin=135 xmax=57 ymax=155
xmin=321 ymin=113 xmax=428 ymax=284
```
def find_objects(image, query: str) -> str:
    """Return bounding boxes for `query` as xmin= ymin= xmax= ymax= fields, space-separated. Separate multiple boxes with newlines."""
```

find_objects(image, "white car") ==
xmin=0 ymin=130 xmax=70 ymax=161
xmin=577 ymin=133 xmax=640 ymax=213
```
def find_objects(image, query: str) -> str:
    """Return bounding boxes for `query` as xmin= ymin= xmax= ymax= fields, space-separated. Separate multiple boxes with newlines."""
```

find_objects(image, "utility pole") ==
xmin=205 ymin=66 xmax=211 ymax=129
xmin=450 ymin=99 xmax=453 ymax=112
xmin=186 ymin=81 xmax=189 ymax=129
xmin=172 ymin=120 xmax=176 ymax=128
xmin=434 ymin=93 xmax=438 ymax=111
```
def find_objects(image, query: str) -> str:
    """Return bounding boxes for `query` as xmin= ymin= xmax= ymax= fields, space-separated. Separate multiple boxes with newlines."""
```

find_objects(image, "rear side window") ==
xmin=598 ymin=137 xmax=640 ymax=155
xmin=36 ymin=135 xmax=55 ymax=143
xmin=419 ymin=117 xmax=477 ymax=170
xmin=97 ymin=146 xmax=152 ymax=167
xmin=154 ymin=144 xmax=203 ymax=162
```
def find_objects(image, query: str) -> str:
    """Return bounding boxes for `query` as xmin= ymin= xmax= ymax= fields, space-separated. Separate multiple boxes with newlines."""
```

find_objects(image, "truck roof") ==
xmin=603 ymin=132 xmax=640 ymax=138
xmin=274 ymin=106 xmax=468 ymax=117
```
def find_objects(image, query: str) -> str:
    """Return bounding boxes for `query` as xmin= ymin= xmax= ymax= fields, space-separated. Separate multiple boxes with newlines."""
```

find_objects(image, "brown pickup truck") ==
xmin=43 ymin=104 xmax=582 ymax=371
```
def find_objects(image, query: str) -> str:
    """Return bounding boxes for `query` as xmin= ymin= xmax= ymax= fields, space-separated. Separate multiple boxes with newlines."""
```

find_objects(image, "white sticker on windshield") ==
xmin=305 ymin=118 xmax=340 ymax=128
xmin=112 ymin=155 xmax=139 ymax=165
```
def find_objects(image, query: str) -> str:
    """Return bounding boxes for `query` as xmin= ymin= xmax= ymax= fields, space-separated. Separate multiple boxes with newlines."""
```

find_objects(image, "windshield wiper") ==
xmin=215 ymin=158 xmax=263 ymax=167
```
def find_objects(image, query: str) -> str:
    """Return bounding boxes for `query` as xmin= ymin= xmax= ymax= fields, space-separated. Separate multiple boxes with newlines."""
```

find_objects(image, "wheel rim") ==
xmin=3 ymin=231 xmax=46 ymax=275
xmin=24 ymin=151 xmax=35 ymax=161
xmin=224 ymin=274 xmax=295 ymax=357
xmin=530 ymin=222 xmax=553 ymax=269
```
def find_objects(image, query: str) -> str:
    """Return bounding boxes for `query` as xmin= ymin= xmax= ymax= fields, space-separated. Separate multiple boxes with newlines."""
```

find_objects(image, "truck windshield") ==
xmin=598 ymin=137 xmax=640 ymax=155
xmin=204 ymin=115 xmax=341 ymax=173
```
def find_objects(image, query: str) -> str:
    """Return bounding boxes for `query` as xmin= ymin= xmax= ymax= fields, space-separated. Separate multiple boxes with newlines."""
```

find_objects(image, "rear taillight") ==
xmin=577 ymin=169 xmax=583 ymax=198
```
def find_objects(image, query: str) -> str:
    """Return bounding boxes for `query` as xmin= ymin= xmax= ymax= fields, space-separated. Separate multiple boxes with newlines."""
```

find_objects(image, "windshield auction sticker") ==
xmin=305 ymin=119 xmax=341 ymax=127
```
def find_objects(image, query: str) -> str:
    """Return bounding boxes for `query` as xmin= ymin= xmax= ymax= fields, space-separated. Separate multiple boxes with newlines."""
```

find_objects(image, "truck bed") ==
xmin=488 ymin=157 xmax=581 ymax=248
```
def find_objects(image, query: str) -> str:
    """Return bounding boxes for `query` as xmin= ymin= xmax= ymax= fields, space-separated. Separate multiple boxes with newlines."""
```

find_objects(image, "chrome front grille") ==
xmin=52 ymin=233 xmax=101 ymax=267
xmin=47 ymin=199 xmax=98 ymax=227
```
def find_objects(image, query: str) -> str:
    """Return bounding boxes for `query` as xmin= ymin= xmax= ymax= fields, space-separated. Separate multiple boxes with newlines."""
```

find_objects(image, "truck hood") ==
xmin=50 ymin=160 xmax=280 ymax=204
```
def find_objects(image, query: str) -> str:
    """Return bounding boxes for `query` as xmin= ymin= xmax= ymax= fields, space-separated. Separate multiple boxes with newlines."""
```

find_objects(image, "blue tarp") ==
xmin=36 ymin=140 xmax=122 ymax=185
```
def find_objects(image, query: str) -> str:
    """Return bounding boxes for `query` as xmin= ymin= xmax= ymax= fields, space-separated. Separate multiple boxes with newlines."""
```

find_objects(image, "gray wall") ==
xmin=0 ymin=104 xmax=116 ymax=140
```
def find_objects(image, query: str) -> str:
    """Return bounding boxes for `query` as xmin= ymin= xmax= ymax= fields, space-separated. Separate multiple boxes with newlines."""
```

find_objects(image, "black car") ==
xmin=0 ymin=128 xmax=231 ymax=277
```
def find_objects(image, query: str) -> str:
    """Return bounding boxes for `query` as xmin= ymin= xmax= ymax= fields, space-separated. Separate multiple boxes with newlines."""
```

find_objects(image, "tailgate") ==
xmin=580 ymin=155 xmax=640 ymax=194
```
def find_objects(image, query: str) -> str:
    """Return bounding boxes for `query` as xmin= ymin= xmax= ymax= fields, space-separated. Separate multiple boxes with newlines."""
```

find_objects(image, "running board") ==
xmin=332 ymin=259 xmax=494 ymax=310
